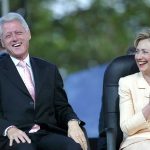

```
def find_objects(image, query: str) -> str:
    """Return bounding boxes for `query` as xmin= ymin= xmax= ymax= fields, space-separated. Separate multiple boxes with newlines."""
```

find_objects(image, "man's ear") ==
xmin=28 ymin=30 xmax=31 ymax=40
xmin=26 ymin=29 xmax=31 ymax=40
xmin=0 ymin=39 xmax=4 ymax=48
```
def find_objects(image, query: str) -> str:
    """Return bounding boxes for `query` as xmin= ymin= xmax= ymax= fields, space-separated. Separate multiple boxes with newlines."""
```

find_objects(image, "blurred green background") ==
xmin=1 ymin=0 xmax=150 ymax=74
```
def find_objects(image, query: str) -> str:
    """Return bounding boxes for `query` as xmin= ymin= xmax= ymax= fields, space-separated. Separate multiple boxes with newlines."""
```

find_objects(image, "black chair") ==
xmin=98 ymin=55 xmax=139 ymax=150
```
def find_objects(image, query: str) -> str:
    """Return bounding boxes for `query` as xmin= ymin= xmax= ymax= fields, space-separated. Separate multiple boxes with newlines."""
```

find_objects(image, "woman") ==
xmin=119 ymin=29 xmax=150 ymax=150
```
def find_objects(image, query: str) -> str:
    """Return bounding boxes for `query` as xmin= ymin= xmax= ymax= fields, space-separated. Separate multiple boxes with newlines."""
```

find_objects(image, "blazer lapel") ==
xmin=2 ymin=56 xmax=30 ymax=97
xmin=2 ymin=56 xmax=47 ymax=99
xmin=137 ymin=72 xmax=150 ymax=99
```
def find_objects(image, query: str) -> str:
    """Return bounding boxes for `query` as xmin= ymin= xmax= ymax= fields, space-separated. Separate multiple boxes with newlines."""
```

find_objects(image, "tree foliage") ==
xmin=1 ymin=0 xmax=150 ymax=73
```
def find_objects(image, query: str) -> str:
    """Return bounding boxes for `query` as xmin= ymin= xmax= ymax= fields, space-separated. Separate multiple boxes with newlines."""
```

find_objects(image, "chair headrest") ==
xmin=104 ymin=55 xmax=139 ymax=85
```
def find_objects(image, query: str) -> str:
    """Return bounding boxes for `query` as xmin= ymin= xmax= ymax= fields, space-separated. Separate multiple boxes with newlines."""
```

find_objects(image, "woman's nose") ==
xmin=135 ymin=51 xmax=143 ymax=59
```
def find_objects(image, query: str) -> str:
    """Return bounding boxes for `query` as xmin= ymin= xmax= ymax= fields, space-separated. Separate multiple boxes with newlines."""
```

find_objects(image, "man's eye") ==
xmin=16 ymin=32 xmax=23 ymax=35
xmin=5 ymin=35 xmax=11 ymax=38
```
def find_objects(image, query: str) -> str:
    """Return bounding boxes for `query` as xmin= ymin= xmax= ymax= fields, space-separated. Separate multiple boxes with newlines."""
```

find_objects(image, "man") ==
xmin=0 ymin=42 xmax=7 ymax=56
xmin=0 ymin=12 xmax=88 ymax=150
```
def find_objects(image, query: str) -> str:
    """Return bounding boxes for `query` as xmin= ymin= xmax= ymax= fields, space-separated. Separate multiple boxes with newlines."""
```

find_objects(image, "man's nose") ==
xmin=12 ymin=33 xmax=18 ymax=41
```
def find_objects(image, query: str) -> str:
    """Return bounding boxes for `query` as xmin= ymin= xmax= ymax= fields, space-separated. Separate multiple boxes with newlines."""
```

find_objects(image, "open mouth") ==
xmin=12 ymin=42 xmax=22 ymax=47
xmin=138 ymin=61 xmax=147 ymax=66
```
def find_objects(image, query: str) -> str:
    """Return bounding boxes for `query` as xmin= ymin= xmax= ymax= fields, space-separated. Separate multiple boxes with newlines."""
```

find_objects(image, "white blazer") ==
xmin=119 ymin=72 xmax=150 ymax=149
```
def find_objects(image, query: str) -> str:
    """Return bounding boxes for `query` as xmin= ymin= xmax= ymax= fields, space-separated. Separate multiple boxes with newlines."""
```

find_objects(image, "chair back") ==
xmin=102 ymin=55 xmax=139 ymax=150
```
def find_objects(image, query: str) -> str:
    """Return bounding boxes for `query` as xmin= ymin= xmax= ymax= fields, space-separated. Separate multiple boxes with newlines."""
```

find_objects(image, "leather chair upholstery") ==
xmin=98 ymin=55 xmax=139 ymax=150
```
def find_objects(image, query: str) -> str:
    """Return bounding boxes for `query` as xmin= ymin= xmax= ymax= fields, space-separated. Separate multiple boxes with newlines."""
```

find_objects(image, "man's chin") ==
xmin=8 ymin=52 xmax=23 ymax=59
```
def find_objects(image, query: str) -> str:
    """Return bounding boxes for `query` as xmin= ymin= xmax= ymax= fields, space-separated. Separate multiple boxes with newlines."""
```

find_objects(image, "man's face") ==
xmin=1 ymin=20 xmax=31 ymax=60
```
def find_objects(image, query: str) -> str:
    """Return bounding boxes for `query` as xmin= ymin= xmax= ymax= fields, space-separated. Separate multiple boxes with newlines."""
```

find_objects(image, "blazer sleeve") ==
xmin=119 ymin=77 xmax=149 ymax=136
xmin=53 ymin=66 xmax=84 ymax=128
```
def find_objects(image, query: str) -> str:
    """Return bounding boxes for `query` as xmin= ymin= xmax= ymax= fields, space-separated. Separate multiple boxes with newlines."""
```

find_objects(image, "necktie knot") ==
xmin=18 ymin=61 xmax=26 ymax=68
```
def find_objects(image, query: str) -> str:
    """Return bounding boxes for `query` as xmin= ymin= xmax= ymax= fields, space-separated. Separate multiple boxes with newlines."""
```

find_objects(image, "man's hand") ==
xmin=68 ymin=120 xmax=87 ymax=150
xmin=7 ymin=126 xmax=31 ymax=146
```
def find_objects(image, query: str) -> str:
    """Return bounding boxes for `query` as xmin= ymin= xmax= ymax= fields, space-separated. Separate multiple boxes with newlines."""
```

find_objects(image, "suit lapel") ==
xmin=2 ymin=55 xmax=30 ymax=97
xmin=30 ymin=57 xmax=43 ymax=98
xmin=2 ymin=55 xmax=47 ymax=99
xmin=137 ymin=72 xmax=150 ymax=99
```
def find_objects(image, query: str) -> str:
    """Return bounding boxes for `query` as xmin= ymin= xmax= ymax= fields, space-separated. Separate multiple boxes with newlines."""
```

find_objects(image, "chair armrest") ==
xmin=105 ymin=128 xmax=116 ymax=150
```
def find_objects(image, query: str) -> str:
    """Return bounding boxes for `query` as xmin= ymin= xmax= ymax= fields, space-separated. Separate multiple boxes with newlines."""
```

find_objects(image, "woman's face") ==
xmin=135 ymin=39 xmax=150 ymax=75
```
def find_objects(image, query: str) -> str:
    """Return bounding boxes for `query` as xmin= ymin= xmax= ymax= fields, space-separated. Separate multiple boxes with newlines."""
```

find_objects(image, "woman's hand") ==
xmin=142 ymin=104 xmax=150 ymax=120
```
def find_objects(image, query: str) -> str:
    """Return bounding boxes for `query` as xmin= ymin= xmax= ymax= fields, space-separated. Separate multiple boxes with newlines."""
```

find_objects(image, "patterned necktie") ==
xmin=18 ymin=61 xmax=35 ymax=100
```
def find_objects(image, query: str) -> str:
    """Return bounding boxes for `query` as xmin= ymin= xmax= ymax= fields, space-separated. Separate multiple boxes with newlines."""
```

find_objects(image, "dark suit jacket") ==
xmin=0 ymin=54 xmax=81 ymax=138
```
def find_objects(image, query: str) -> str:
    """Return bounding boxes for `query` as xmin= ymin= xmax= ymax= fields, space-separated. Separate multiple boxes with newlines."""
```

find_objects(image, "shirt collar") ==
xmin=10 ymin=55 xmax=31 ymax=67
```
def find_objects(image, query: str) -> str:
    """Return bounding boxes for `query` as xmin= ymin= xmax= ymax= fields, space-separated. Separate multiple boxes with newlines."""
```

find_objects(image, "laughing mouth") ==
xmin=138 ymin=61 xmax=147 ymax=66
xmin=12 ymin=43 xmax=22 ymax=47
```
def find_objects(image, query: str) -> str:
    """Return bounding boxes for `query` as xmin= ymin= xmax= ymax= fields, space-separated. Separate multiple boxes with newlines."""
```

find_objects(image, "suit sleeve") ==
xmin=53 ymin=66 xmax=84 ymax=128
xmin=119 ymin=77 xmax=149 ymax=136
xmin=0 ymin=104 xmax=14 ymax=136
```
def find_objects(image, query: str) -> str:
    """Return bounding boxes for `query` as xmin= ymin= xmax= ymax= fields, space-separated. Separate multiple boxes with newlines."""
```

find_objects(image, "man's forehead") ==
xmin=2 ymin=22 xmax=26 ymax=33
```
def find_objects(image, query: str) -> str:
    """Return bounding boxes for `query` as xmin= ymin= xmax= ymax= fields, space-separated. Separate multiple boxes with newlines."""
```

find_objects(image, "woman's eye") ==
xmin=143 ymin=51 xmax=149 ymax=53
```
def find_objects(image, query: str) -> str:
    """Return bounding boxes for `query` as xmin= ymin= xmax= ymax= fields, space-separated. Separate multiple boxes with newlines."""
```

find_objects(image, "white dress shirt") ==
xmin=10 ymin=55 xmax=35 ymax=85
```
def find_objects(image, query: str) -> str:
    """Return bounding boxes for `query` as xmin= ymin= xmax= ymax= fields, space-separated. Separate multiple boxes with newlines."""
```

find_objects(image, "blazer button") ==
xmin=29 ymin=101 xmax=34 ymax=105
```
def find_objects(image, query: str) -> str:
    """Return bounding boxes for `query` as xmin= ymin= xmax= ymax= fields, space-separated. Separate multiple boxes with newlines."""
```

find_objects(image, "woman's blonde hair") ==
xmin=134 ymin=28 xmax=150 ymax=48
